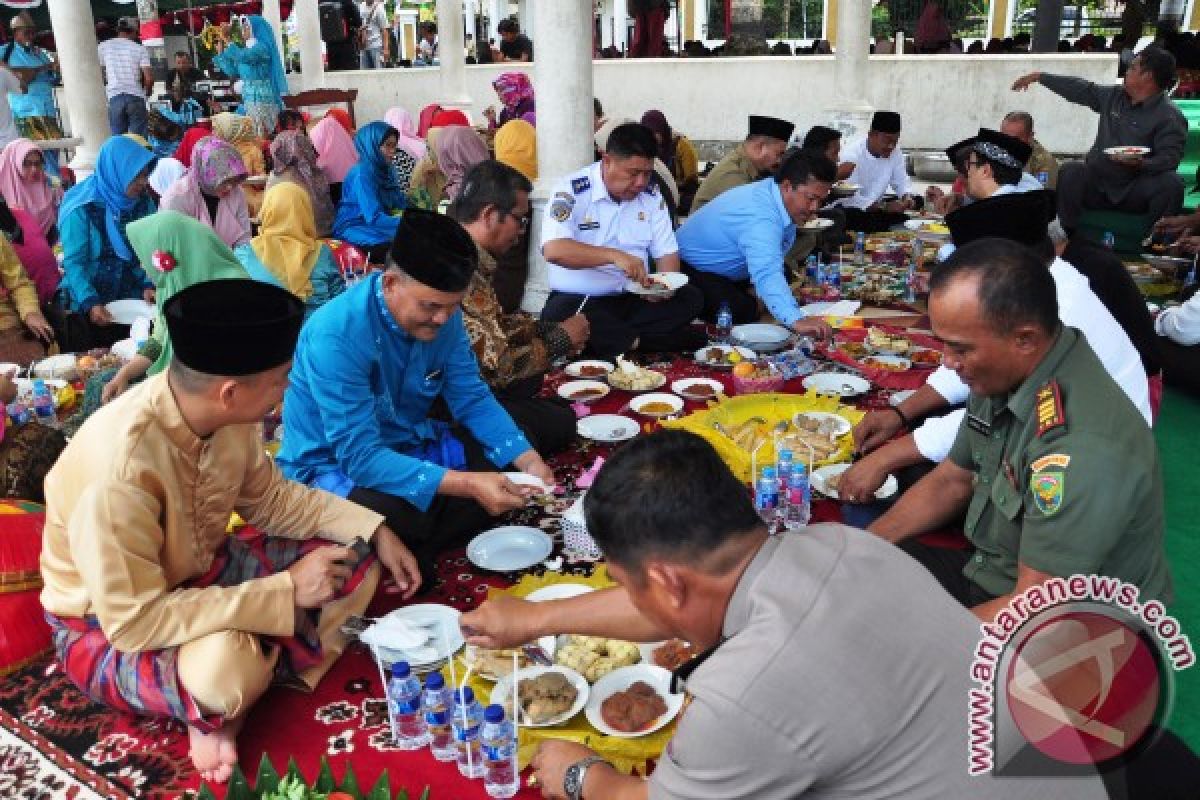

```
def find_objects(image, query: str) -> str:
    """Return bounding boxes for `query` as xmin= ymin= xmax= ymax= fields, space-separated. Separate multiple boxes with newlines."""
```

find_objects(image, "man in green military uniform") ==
xmin=870 ymin=237 xmax=1170 ymax=622
xmin=690 ymin=115 xmax=794 ymax=212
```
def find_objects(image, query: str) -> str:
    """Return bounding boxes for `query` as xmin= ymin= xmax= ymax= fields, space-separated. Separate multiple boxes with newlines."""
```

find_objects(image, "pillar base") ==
xmin=825 ymin=104 xmax=874 ymax=141
xmin=521 ymin=190 xmax=551 ymax=314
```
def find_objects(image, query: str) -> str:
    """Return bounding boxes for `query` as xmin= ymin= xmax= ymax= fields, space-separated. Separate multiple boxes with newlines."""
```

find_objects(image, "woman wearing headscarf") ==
xmin=146 ymin=112 xmax=185 ymax=159
xmin=484 ymin=72 xmax=535 ymax=129
xmin=160 ymin=137 xmax=252 ymax=249
xmin=0 ymin=138 xmax=61 ymax=241
xmin=326 ymin=108 xmax=354 ymax=134
xmin=0 ymin=233 xmax=54 ymax=364
xmin=236 ymin=182 xmax=343 ymax=317
xmin=416 ymin=103 xmax=444 ymax=138
xmin=173 ymin=125 xmax=211 ymax=168
xmin=310 ymin=113 xmax=359 ymax=204
xmin=640 ymin=109 xmax=699 ymax=213
xmin=491 ymin=121 xmax=539 ymax=312
xmin=429 ymin=109 xmax=470 ymax=130
xmin=98 ymin=211 xmax=251 ymax=404
xmin=267 ymin=129 xmax=336 ymax=237
xmin=211 ymin=112 xmax=266 ymax=176
xmin=436 ymin=126 xmax=489 ymax=203
xmin=494 ymin=119 xmax=537 ymax=182
xmin=333 ymin=121 xmax=406 ymax=262
xmin=55 ymin=136 xmax=157 ymax=350
xmin=7 ymin=202 xmax=58 ymax=306
xmin=212 ymin=15 xmax=288 ymax=137
xmin=384 ymin=107 xmax=425 ymax=193
xmin=406 ymin=127 xmax=447 ymax=212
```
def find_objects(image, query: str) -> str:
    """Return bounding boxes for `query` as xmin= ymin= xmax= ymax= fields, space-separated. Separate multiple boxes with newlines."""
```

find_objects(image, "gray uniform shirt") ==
xmin=1039 ymin=73 xmax=1186 ymax=204
xmin=649 ymin=525 xmax=1104 ymax=799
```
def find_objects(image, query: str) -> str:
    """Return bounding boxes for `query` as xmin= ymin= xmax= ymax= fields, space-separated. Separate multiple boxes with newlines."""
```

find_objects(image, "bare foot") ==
xmin=188 ymin=715 xmax=244 ymax=785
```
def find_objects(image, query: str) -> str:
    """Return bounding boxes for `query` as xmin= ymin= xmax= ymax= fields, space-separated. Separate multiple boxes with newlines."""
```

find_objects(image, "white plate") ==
xmin=526 ymin=583 xmax=596 ymax=603
xmin=105 ymin=298 xmax=155 ymax=325
xmin=504 ymin=471 xmax=554 ymax=494
xmin=109 ymin=338 xmax=140 ymax=362
xmin=32 ymin=354 xmax=77 ymax=380
xmin=564 ymin=360 xmax=614 ymax=379
xmin=584 ymin=664 xmax=684 ymax=738
xmin=859 ymin=354 xmax=912 ymax=372
xmin=607 ymin=368 xmax=667 ymax=392
xmin=803 ymin=372 xmax=871 ymax=397
xmin=812 ymin=462 xmax=898 ymax=501
xmin=372 ymin=604 xmax=464 ymax=670
xmin=576 ymin=414 xmax=640 ymax=443
xmin=467 ymin=526 xmax=554 ymax=572
xmin=624 ymin=272 xmax=689 ymax=297
xmin=793 ymin=411 xmax=852 ymax=438
xmin=1104 ymin=146 xmax=1151 ymax=157
xmin=629 ymin=392 xmax=684 ymax=418
xmin=557 ymin=379 xmax=610 ymax=404
xmin=903 ymin=219 xmax=949 ymax=234
xmin=731 ymin=323 xmax=792 ymax=352
xmin=491 ymin=665 xmax=590 ymax=728
xmin=693 ymin=344 xmax=756 ymax=369
xmin=670 ymin=377 xmax=724 ymax=401
xmin=802 ymin=217 xmax=834 ymax=230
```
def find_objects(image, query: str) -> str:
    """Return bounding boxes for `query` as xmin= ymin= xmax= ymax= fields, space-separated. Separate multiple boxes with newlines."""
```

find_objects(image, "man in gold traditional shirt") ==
xmin=39 ymin=279 xmax=420 ymax=785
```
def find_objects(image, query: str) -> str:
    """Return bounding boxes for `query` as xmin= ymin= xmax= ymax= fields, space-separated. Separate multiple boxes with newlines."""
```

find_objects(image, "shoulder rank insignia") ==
xmin=571 ymin=175 xmax=591 ymax=194
xmin=1030 ymin=453 xmax=1069 ymax=516
xmin=1034 ymin=380 xmax=1065 ymax=437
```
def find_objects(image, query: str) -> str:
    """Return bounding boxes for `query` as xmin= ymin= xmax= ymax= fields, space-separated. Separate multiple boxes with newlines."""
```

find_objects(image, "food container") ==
xmin=32 ymin=354 xmax=77 ymax=381
xmin=732 ymin=365 xmax=785 ymax=394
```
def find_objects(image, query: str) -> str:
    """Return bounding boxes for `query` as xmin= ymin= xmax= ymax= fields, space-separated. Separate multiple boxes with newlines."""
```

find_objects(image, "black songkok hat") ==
xmin=388 ymin=208 xmax=479 ymax=293
xmin=165 ymin=279 xmax=304 ymax=376
xmin=945 ymin=128 xmax=1033 ymax=170
xmin=870 ymin=111 xmax=902 ymax=134
xmin=946 ymin=190 xmax=1055 ymax=248
xmin=747 ymin=115 xmax=795 ymax=143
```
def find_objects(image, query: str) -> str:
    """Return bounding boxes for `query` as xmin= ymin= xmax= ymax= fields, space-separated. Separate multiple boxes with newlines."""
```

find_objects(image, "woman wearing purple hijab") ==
xmin=640 ymin=110 xmax=700 ymax=213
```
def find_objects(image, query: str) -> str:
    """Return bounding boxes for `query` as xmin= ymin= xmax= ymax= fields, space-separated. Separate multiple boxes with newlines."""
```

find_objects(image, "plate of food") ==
xmin=802 ymin=372 xmax=871 ymax=397
xmin=829 ymin=181 xmax=859 ymax=199
xmin=801 ymin=217 xmax=834 ymax=230
xmin=1104 ymin=146 xmax=1151 ymax=157
xmin=866 ymin=328 xmax=912 ymax=355
xmin=557 ymin=379 xmax=611 ymax=404
xmin=503 ymin=472 xmax=555 ymax=495
xmin=629 ymin=392 xmax=684 ymax=418
xmin=624 ymin=272 xmax=689 ymax=297
xmin=861 ymin=354 xmax=912 ymax=372
xmin=731 ymin=323 xmax=792 ymax=353
xmin=607 ymin=356 xmax=667 ymax=391
xmin=670 ymin=377 xmax=724 ymax=401
xmin=555 ymin=635 xmax=643 ymax=683
xmin=908 ymin=347 xmax=943 ymax=368
xmin=812 ymin=462 xmax=898 ymax=501
xmin=585 ymin=665 xmax=684 ymax=738
xmin=105 ymin=298 xmax=155 ymax=325
xmin=1141 ymin=253 xmax=1191 ymax=274
xmin=361 ymin=604 xmax=464 ymax=670
xmin=564 ymin=360 xmax=615 ymax=379
xmin=793 ymin=410 xmax=852 ymax=438
xmin=576 ymin=414 xmax=640 ymax=442
xmin=694 ymin=344 xmax=756 ymax=369
xmin=464 ymin=641 xmax=557 ymax=681
xmin=467 ymin=525 xmax=553 ymax=572
xmin=836 ymin=341 xmax=871 ymax=360
xmin=491 ymin=666 xmax=589 ymax=728
xmin=639 ymin=639 xmax=697 ymax=672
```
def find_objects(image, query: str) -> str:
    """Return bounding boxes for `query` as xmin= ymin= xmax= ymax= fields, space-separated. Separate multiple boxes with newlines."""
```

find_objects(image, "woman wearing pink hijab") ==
xmin=309 ymin=113 xmax=359 ymax=203
xmin=0 ymin=139 xmax=62 ymax=240
xmin=435 ymin=126 xmax=489 ymax=202
xmin=384 ymin=107 xmax=426 ymax=160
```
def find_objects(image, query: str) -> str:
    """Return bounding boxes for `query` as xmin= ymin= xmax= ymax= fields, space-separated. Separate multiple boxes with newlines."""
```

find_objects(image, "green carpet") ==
xmin=1156 ymin=388 xmax=1200 ymax=748
xmin=1175 ymin=98 xmax=1200 ymax=210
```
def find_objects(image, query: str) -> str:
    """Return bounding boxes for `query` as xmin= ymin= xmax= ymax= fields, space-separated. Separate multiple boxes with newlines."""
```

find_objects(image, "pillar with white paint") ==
xmin=437 ymin=0 xmax=471 ymax=106
xmin=294 ymin=0 xmax=325 ymax=89
xmin=46 ymin=0 xmax=109 ymax=174
xmin=826 ymin=0 xmax=872 ymax=139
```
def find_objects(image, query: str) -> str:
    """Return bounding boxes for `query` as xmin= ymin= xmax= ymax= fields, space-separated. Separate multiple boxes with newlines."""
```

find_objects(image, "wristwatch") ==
xmin=563 ymin=755 xmax=608 ymax=800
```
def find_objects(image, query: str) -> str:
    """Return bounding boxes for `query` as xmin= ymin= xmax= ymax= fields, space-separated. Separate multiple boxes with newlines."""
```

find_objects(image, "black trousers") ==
xmin=842 ymin=206 xmax=908 ymax=234
xmin=1158 ymin=336 xmax=1200 ymax=397
xmin=494 ymin=375 xmax=577 ymax=456
xmin=897 ymin=539 xmax=998 ymax=608
xmin=682 ymin=264 xmax=759 ymax=325
xmin=541 ymin=286 xmax=704 ymax=359
xmin=1056 ymin=160 xmax=1185 ymax=230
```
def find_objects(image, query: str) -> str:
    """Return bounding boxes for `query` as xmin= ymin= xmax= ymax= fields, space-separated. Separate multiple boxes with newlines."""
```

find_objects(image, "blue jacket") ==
xmin=332 ymin=162 xmax=405 ymax=247
xmin=676 ymin=178 xmax=806 ymax=326
xmin=277 ymin=273 xmax=531 ymax=510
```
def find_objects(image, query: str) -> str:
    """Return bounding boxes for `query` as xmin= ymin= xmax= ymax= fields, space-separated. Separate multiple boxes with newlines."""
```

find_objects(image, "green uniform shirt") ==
xmin=947 ymin=326 xmax=1171 ymax=602
xmin=1024 ymin=137 xmax=1059 ymax=190
xmin=691 ymin=143 xmax=761 ymax=212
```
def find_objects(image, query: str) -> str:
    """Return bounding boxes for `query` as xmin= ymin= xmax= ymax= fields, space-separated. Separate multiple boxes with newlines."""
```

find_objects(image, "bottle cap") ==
xmin=778 ymin=449 xmax=793 ymax=461
xmin=484 ymin=704 xmax=506 ymax=723
xmin=454 ymin=687 xmax=475 ymax=704
xmin=390 ymin=661 xmax=411 ymax=678
xmin=424 ymin=672 xmax=444 ymax=690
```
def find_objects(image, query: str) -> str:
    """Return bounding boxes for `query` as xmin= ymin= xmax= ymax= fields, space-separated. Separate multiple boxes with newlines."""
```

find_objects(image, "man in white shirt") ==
xmin=1154 ymin=251 xmax=1200 ymax=395
xmin=358 ymin=0 xmax=390 ymax=69
xmin=832 ymin=110 xmax=917 ymax=232
xmin=837 ymin=190 xmax=1151 ymax=504
xmin=540 ymin=122 xmax=704 ymax=358
xmin=97 ymin=18 xmax=153 ymax=136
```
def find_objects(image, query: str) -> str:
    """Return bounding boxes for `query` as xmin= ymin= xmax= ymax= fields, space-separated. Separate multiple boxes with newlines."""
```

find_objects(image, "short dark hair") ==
xmin=976 ymin=154 xmax=1022 ymax=186
xmin=930 ymin=238 xmax=1059 ymax=336
xmin=593 ymin=97 xmax=604 ymax=119
xmin=1136 ymin=44 xmax=1177 ymax=90
xmin=775 ymin=147 xmax=836 ymax=185
xmin=584 ymin=430 xmax=764 ymax=572
xmin=801 ymin=125 xmax=841 ymax=152
xmin=1002 ymin=110 xmax=1034 ymax=136
xmin=449 ymin=159 xmax=532 ymax=225
xmin=175 ymin=50 xmax=189 ymax=59
xmin=497 ymin=18 xmax=519 ymax=34
xmin=604 ymin=122 xmax=658 ymax=160
xmin=277 ymin=109 xmax=305 ymax=131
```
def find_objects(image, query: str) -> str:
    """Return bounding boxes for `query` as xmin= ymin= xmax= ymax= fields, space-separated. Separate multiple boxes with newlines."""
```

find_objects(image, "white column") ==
xmin=518 ymin=0 xmax=535 ymax=40
xmin=262 ymin=0 xmax=286 ymax=72
xmin=437 ymin=0 xmax=471 ymax=107
xmin=693 ymin=0 xmax=708 ymax=40
xmin=295 ymin=0 xmax=325 ymax=89
xmin=613 ymin=0 xmax=629 ymax=52
xmin=488 ymin=0 xmax=505 ymax=40
xmin=524 ymin=0 xmax=594 ymax=313
xmin=826 ymin=0 xmax=872 ymax=139
xmin=46 ymin=0 xmax=108 ymax=175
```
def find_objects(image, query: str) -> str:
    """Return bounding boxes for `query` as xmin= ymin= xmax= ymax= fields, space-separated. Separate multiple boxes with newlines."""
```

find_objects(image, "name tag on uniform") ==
xmin=424 ymin=369 xmax=443 ymax=384
xmin=578 ymin=221 xmax=600 ymax=231
xmin=966 ymin=412 xmax=991 ymax=436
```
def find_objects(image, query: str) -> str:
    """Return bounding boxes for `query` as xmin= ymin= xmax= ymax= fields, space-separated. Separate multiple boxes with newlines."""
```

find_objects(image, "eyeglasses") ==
xmin=500 ymin=208 xmax=529 ymax=232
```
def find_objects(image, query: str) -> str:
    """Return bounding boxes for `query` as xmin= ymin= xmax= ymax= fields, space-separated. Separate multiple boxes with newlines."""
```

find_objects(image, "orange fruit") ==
xmin=732 ymin=361 xmax=756 ymax=379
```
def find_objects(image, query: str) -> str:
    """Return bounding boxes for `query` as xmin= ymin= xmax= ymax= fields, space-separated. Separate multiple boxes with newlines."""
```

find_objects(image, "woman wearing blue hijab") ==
xmin=56 ymin=136 xmax=157 ymax=349
xmin=213 ymin=16 xmax=287 ymax=138
xmin=332 ymin=122 xmax=407 ymax=263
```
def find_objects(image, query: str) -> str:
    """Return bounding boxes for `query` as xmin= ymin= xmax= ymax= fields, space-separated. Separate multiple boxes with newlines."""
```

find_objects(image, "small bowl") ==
xmin=732 ymin=365 xmax=785 ymax=394
xmin=491 ymin=665 xmax=590 ymax=728
xmin=629 ymin=392 xmax=684 ymax=418
xmin=584 ymin=664 xmax=684 ymax=738
xmin=670 ymin=377 xmax=724 ymax=401
xmin=557 ymin=379 xmax=610 ymax=404
xmin=564 ymin=360 xmax=615 ymax=379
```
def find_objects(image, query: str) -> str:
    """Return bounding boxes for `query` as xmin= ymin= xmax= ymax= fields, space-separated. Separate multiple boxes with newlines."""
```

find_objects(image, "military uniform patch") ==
xmin=1030 ymin=453 xmax=1071 ymax=473
xmin=1035 ymin=380 xmax=1065 ymax=437
xmin=571 ymin=175 xmax=591 ymax=194
xmin=549 ymin=198 xmax=573 ymax=222
xmin=1031 ymin=469 xmax=1065 ymax=515
xmin=554 ymin=191 xmax=574 ymax=203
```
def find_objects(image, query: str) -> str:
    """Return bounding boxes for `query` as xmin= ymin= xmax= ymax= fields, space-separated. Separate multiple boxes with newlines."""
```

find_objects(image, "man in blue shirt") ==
xmin=676 ymin=149 xmax=834 ymax=339
xmin=278 ymin=209 xmax=556 ymax=586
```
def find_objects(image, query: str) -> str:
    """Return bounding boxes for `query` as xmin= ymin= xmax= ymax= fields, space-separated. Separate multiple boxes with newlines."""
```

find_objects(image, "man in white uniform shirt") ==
xmin=540 ymin=123 xmax=704 ymax=358
xmin=832 ymin=110 xmax=917 ymax=233
xmin=97 ymin=17 xmax=153 ymax=137
xmin=837 ymin=190 xmax=1151 ymax=504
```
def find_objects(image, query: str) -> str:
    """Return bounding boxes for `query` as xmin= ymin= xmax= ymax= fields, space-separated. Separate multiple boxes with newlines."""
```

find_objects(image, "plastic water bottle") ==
xmin=481 ymin=704 xmax=519 ymax=798
xmin=386 ymin=661 xmax=429 ymax=750
xmin=777 ymin=449 xmax=794 ymax=492
xmin=452 ymin=687 xmax=486 ymax=779
xmin=854 ymin=231 xmax=866 ymax=266
xmin=905 ymin=258 xmax=918 ymax=304
xmin=782 ymin=465 xmax=811 ymax=531
xmin=755 ymin=465 xmax=780 ymax=527
xmin=715 ymin=302 xmax=733 ymax=344
xmin=1102 ymin=231 xmax=1116 ymax=250
xmin=1036 ymin=171 xmax=1049 ymax=187
xmin=422 ymin=672 xmax=457 ymax=762
xmin=31 ymin=379 xmax=57 ymax=429
xmin=805 ymin=254 xmax=819 ymax=285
